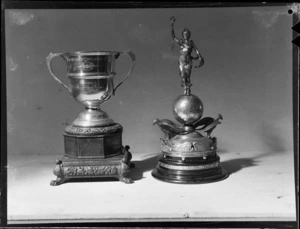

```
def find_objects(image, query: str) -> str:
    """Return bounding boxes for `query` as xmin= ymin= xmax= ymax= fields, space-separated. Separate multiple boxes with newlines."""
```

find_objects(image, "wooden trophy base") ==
xmin=50 ymin=123 xmax=134 ymax=186
xmin=152 ymin=153 xmax=228 ymax=184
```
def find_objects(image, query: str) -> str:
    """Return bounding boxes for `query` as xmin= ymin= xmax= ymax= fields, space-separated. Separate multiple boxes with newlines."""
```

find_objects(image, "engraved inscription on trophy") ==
xmin=67 ymin=56 xmax=110 ymax=74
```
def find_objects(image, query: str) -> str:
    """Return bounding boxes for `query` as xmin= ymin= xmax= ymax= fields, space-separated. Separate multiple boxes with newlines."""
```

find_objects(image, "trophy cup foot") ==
xmin=72 ymin=108 xmax=115 ymax=128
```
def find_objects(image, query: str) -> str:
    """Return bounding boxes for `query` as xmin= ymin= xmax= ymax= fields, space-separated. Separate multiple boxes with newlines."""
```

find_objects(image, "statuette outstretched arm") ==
xmin=171 ymin=16 xmax=180 ymax=44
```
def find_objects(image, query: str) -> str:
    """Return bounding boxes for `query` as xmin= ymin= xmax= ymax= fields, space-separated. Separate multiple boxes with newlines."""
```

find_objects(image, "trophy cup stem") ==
xmin=72 ymin=107 xmax=114 ymax=127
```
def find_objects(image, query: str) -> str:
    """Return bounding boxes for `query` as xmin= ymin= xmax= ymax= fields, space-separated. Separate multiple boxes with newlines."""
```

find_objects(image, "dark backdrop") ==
xmin=5 ymin=7 xmax=293 ymax=158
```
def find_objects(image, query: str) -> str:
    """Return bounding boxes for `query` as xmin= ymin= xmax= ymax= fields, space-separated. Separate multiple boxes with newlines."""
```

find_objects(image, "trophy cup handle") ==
xmin=113 ymin=51 xmax=136 ymax=95
xmin=46 ymin=52 xmax=71 ymax=94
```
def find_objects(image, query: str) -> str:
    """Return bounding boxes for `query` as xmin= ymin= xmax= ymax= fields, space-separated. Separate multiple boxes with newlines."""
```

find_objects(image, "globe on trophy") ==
xmin=151 ymin=17 xmax=228 ymax=183
xmin=46 ymin=51 xmax=135 ymax=185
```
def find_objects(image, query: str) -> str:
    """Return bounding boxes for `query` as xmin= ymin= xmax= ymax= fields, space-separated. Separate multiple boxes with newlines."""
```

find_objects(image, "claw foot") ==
xmin=50 ymin=178 xmax=64 ymax=186
xmin=120 ymin=177 xmax=133 ymax=184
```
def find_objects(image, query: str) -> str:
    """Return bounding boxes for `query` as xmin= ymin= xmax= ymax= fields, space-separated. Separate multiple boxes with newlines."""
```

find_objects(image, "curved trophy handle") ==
xmin=46 ymin=52 xmax=71 ymax=94
xmin=113 ymin=51 xmax=136 ymax=95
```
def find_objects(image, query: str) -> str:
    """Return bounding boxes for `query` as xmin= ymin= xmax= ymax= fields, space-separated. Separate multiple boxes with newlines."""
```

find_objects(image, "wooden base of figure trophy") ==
xmin=46 ymin=51 xmax=135 ymax=185
xmin=152 ymin=17 xmax=228 ymax=184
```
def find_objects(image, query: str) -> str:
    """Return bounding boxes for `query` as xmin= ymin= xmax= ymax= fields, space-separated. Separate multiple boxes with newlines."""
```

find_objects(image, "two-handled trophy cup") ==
xmin=151 ymin=17 xmax=228 ymax=183
xmin=47 ymin=51 xmax=135 ymax=185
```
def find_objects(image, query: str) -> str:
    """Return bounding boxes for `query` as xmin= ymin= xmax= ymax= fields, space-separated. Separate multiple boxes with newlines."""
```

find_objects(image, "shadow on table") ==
xmin=130 ymin=155 xmax=159 ymax=181
xmin=221 ymin=146 xmax=290 ymax=176
xmin=53 ymin=177 xmax=121 ymax=184
xmin=221 ymin=157 xmax=259 ymax=175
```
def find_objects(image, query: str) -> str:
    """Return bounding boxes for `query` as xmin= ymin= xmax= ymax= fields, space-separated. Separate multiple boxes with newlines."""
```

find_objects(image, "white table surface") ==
xmin=7 ymin=150 xmax=297 ymax=224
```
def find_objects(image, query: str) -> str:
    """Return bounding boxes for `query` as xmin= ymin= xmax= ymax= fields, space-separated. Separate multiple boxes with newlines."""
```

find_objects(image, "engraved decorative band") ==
xmin=64 ymin=165 xmax=119 ymax=176
xmin=162 ymin=151 xmax=215 ymax=157
xmin=65 ymin=123 xmax=122 ymax=135
xmin=159 ymin=162 xmax=219 ymax=170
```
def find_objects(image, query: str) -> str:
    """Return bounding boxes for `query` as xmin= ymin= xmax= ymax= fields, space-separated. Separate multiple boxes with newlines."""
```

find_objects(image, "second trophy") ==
xmin=152 ymin=17 xmax=228 ymax=184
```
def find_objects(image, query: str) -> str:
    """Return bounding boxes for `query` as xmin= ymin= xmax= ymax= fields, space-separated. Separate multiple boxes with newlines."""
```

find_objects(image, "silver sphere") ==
xmin=173 ymin=94 xmax=203 ymax=125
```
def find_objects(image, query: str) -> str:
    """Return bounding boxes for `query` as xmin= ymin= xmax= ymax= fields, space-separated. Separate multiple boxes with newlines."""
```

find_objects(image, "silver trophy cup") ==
xmin=46 ymin=51 xmax=135 ymax=127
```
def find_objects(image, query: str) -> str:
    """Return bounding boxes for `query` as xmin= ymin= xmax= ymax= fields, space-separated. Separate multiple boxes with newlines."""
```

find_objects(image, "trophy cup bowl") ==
xmin=46 ymin=51 xmax=135 ymax=127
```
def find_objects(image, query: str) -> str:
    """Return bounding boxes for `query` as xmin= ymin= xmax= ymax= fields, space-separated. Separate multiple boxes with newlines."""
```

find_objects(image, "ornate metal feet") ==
xmin=119 ymin=175 xmax=133 ymax=184
xmin=50 ymin=160 xmax=65 ymax=186
xmin=50 ymin=177 xmax=65 ymax=186
xmin=119 ymin=146 xmax=133 ymax=184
